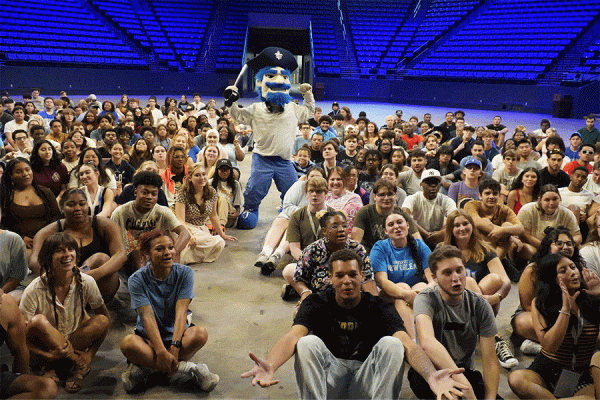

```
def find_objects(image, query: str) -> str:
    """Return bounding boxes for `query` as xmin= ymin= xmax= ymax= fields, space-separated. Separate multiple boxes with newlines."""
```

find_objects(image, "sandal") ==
xmin=64 ymin=364 xmax=90 ymax=393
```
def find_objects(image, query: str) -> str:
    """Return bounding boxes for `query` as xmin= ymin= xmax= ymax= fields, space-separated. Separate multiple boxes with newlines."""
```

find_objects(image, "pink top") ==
xmin=325 ymin=190 xmax=363 ymax=233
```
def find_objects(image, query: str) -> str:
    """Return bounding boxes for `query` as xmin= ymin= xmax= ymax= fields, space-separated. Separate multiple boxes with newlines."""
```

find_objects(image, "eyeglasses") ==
xmin=553 ymin=240 xmax=574 ymax=248
xmin=376 ymin=192 xmax=395 ymax=198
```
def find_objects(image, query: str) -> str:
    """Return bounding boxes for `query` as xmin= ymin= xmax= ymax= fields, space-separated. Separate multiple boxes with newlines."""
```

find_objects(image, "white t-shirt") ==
xmin=583 ymin=176 xmax=600 ymax=196
xmin=4 ymin=120 xmax=28 ymax=136
xmin=558 ymin=187 xmax=593 ymax=216
xmin=402 ymin=192 xmax=457 ymax=231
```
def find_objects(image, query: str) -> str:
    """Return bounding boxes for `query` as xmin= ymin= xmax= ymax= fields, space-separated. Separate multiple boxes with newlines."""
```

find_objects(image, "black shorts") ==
xmin=133 ymin=324 xmax=195 ymax=349
xmin=528 ymin=353 xmax=593 ymax=395
xmin=0 ymin=371 xmax=20 ymax=399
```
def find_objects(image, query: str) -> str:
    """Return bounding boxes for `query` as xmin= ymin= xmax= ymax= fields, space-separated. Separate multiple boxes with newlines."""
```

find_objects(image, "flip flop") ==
xmin=64 ymin=364 xmax=90 ymax=393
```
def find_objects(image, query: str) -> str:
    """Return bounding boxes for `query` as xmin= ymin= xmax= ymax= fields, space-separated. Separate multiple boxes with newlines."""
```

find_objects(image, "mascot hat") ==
xmin=247 ymin=47 xmax=298 ymax=73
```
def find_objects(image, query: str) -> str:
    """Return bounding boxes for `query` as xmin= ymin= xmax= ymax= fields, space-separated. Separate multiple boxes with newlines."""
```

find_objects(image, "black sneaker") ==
xmin=281 ymin=284 xmax=300 ymax=301
xmin=495 ymin=336 xmax=518 ymax=369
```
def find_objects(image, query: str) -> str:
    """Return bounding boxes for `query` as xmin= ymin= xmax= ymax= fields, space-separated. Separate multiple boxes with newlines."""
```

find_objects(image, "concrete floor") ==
xmin=2 ymin=98 xmax=587 ymax=399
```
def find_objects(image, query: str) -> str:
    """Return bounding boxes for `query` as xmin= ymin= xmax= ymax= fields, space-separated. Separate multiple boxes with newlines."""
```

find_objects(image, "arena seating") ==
xmin=215 ymin=0 xmax=341 ymax=76
xmin=575 ymin=39 xmax=600 ymax=79
xmin=0 ymin=0 xmax=145 ymax=66
xmin=405 ymin=0 xmax=600 ymax=81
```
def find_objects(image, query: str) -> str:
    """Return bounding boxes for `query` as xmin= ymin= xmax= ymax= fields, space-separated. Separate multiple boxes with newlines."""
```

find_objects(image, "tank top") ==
xmin=57 ymin=216 xmax=111 ymax=263
xmin=514 ymin=190 xmax=524 ymax=215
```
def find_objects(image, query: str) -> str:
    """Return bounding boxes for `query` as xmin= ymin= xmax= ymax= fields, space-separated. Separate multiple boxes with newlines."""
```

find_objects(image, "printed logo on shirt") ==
xmin=52 ymin=172 xmax=60 ymax=182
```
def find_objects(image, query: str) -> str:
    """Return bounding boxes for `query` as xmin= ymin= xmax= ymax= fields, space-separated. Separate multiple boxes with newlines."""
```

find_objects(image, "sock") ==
xmin=261 ymin=245 xmax=274 ymax=257
xmin=177 ymin=361 xmax=194 ymax=374
xmin=272 ymin=247 xmax=285 ymax=258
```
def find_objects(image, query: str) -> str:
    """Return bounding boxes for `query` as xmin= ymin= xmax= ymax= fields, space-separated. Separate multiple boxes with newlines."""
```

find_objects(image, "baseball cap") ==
xmin=395 ymin=109 xmax=403 ymax=117
xmin=570 ymin=132 xmax=581 ymax=139
xmin=185 ymin=105 xmax=195 ymax=112
xmin=421 ymin=169 xmax=442 ymax=183
xmin=465 ymin=159 xmax=482 ymax=169
xmin=216 ymin=158 xmax=233 ymax=169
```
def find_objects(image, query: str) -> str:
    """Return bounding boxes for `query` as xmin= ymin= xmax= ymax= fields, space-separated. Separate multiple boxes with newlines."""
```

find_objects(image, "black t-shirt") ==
xmin=465 ymin=250 xmax=497 ymax=283
xmin=337 ymin=150 xmax=357 ymax=168
xmin=307 ymin=117 xmax=319 ymax=128
xmin=540 ymin=167 xmax=571 ymax=188
xmin=310 ymin=147 xmax=324 ymax=164
xmin=294 ymin=288 xmax=405 ymax=361
xmin=486 ymin=124 xmax=506 ymax=132
xmin=106 ymin=159 xmax=136 ymax=186
xmin=436 ymin=122 xmax=456 ymax=143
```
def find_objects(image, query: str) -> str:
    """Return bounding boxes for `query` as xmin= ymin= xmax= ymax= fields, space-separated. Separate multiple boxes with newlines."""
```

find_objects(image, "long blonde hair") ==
xmin=181 ymin=163 xmax=212 ymax=214
xmin=443 ymin=209 xmax=491 ymax=264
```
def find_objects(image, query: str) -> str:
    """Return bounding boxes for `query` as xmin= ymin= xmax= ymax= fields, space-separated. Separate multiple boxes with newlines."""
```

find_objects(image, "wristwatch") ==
xmin=171 ymin=340 xmax=182 ymax=348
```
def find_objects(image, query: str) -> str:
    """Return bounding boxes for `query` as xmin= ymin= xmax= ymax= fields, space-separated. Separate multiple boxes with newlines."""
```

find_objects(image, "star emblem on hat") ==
xmin=275 ymin=51 xmax=283 ymax=60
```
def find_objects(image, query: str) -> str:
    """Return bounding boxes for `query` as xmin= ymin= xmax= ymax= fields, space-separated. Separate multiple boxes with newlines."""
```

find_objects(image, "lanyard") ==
xmin=308 ymin=210 xmax=320 ymax=239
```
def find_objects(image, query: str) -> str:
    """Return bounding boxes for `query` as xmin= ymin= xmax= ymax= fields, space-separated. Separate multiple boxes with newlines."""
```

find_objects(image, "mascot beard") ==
xmin=258 ymin=81 xmax=293 ymax=108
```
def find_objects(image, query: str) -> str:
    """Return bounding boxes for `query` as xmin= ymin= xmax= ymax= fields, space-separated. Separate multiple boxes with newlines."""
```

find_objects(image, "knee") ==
xmin=187 ymin=325 xmax=208 ymax=347
xmin=282 ymin=264 xmax=295 ymax=283
xmin=375 ymin=336 xmax=404 ymax=360
xmin=34 ymin=377 xmax=58 ymax=399
xmin=84 ymin=252 xmax=111 ymax=270
xmin=296 ymin=335 xmax=326 ymax=358
xmin=481 ymin=273 xmax=503 ymax=294
xmin=27 ymin=314 xmax=52 ymax=332
xmin=120 ymin=334 xmax=139 ymax=356
xmin=508 ymin=370 xmax=526 ymax=394
xmin=395 ymin=282 xmax=411 ymax=291
xmin=91 ymin=314 xmax=111 ymax=332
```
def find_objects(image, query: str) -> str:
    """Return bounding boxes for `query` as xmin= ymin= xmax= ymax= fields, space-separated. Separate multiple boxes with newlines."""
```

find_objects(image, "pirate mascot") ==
xmin=224 ymin=47 xmax=315 ymax=229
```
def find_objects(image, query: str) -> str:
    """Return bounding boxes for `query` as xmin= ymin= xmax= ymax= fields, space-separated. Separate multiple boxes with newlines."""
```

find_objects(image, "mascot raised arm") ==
xmin=224 ymin=47 xmax=314 ymax=230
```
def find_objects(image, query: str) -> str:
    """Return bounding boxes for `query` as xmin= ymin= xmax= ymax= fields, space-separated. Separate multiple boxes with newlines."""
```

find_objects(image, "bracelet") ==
xmin=559 ymin=310 xmax=571 ymax=317
xmin=171 ymin=340 xmax=182 ymax=348
xmin=300 ymin=289 xmax=312 ymax=296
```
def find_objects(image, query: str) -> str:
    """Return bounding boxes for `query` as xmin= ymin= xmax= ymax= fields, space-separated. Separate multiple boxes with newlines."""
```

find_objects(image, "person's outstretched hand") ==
xmin=427 ymin=367 xmax=469 ymax=400
xmin=240 ymin=352 xmax=279 ymax=388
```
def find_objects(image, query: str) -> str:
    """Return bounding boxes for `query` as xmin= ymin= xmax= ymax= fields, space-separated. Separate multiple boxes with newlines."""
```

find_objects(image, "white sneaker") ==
xmin=520 ymin=339 xmax=542 ymax=355
xmin=495 ymin=337 xmax=518 ymax=369
xmin=122 ymin=363 xmax=147 ymax=392
xmin=254 ymin=253 xmax=269 ymax=268
xmin=192 ymin=363 xmax=220 ymax=392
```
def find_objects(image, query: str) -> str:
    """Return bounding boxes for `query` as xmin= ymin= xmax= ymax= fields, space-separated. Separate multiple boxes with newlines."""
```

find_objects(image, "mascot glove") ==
xmin=224 ymin=85 xmax=240 ymax=107
xmin=299 ymin=83 xmax=312 ymax=94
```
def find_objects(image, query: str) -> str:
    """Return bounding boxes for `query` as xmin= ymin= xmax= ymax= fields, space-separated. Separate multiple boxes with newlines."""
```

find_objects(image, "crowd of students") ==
xmin=1 ymin=89 xmax=600 ymax=399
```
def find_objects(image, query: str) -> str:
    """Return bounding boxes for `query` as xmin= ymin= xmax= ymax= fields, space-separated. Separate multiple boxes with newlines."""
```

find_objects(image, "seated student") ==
xmin=428 ymin=145 xmax=459 ymax=191
xmin=516 ymin=138 xmax=542 ymax=170
xmin=423 ymin=132 xmax=441 ymax=164
xmin=512 ymin=226 xmax=582 ymax=356
xmin=77 ymin=163 xmax=116 ymax=218
xmin=539 ymin=149 xmax=570 ymax=189
xmin=0 ymin=212 xmax=28 ymax=303
xmin=583 ymin=162 xmax=600 ymax=196
xmin=368 ymin=164 xmax=407 ymax=208
xmin=344 ymin=165 xmax=369 ymax=205
xmin=518 ymin=184 xmax=582 ymax=260
xmin=337 ymin=133 xmax=359 ymax=168
xmin=325 ymin=167 xmax=362 ymax=232
xmin=564 ymin=143 xmax=594 ymax=175
xmin=0 ymin=291 xmax=58 ymax=399
xmin=293 ymin=123 xmax=312 ymax=155
xmin=0 ymin=158 xmax=61 ymax=252
xmin=311 ymin=115 xmax=337 ymax=142
xmin=537 ymin=136 xmax=570 ymax=169
xmin=507 ymin=167 xmax=541 ymax=215
xmin=21 ymin=233 xmax=110 ymax=393
xmin=105 ymin=141 xmax=136 ymax=191
xmin=254 ymin=168 xmax=326 ymax=272
xmin=317 ymin=139 xmax=340 ymax=176
xmin=352 ymin=179 xmax=421 ymax=254
xmin=291 ymin=211 xmax=377 ymax=310
xmin=408 ymin=245 xmax=501 ymax=400
xmin=450 ymin=124 xmax=475 ymax=163
xmin=443 ymin=210 xmax=516 ymax=367
xmin=564 ymin=132 xmax=582 ymax=161
xmin=119 ymin=231 xmax=219 ymax=393
xmin=30 ymin=140 xmax=69 ymax=198
xmin=308 ymin=132 xmax=324 ymax=164
xmin=111 ymin=171 xmax=191 ymax=273
xmin=356 ymin=149 xmax=382 ymax=196
xmin=465 ymin=179 xmax=525 ymax=259
xmin=402 ymin=169 xmax=456 ymax=248
xmin=291 ymin=146 xmax=314 ymax=178
xmin=448 ymin=158 xmax=483 ymax=207
xmin=30 ymin=188 xmax=126 ymax=302
xmin=397 ymin=149 xmax=428 ymax=195
xmin=114 ymin=161 xmax=169 ymax=207
xmin=210 ymin=159 xmax=242 ymax=229
xmin=508 ymin=253 xmax=600 ymax=399
xmin=492 ymin=149 xmax=521 ymax=202
xmin=559 ymin=166 xmax=594 ymax=240
xmin=481 ymin=129 xmax=499 ymax=162
xmin=68 ymin=147 xmax=118 ymax=192
xmin=242 ymin=248 xmax=467 ymax=399
xmin=459 ymin=141 xmax=494 ymax=177
xmin=371 ymin=213 xmax=433 ymax=339
xmin=280 ymin=177 xmax=331 ymax=286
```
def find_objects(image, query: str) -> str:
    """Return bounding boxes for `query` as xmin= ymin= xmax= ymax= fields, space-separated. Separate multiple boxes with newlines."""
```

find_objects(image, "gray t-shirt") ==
xmin=0 ymin=231 xmax=28 ymax=288
xmin=413 ymin=286 xmax=497 ymax=369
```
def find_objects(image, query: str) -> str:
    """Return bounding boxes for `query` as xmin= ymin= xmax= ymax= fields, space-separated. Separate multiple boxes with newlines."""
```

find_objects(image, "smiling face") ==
xmin=328 ymin=172 xmax=345 ymax=195
xmin=385 ymin=213 xmax=408 ymax=242
xmin=82 ymin=150 xmax=99 ymax=166
xmin=258 ymin=66 xmax=291 ymax=99
xmin=556 ymin=257 xmax=581 ymax=292
xmin=147 ymin=235 xmax=176 ymax=270
xmin=206 ymin=131 xmax=219 ymax=146
xmin=522 ymin=170 xmax=538 ymax=188
xmin=78 ymin=164 xmax=99 ymax=186
xmin=11 ymin=161 xmax=34 ymax=189
xmin=204 ymin=146 xmax=219 ymax=161
xmin=51 ymin=244 xmax=77 ymax=273
xmin=550 ymin=233 xmax=575 ymax=258
xmin=190 ymin=166 xmax=207 ymax=189
xmin=452 ymin=215 xmax=473 ymax=242
xmin=411 ymin=156 xmax=426 ymax=174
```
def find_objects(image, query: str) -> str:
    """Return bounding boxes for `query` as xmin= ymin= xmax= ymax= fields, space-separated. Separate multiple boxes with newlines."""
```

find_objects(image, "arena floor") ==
xmin=2 ymin=97 xmax=590 ymax=399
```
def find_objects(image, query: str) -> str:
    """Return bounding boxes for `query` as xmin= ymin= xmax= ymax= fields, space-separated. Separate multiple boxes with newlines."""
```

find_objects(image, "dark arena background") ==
xmin=1 ymin=1 xmax=600 ymax=399
xmin=1 ymin=0 xmax=600 ymax=116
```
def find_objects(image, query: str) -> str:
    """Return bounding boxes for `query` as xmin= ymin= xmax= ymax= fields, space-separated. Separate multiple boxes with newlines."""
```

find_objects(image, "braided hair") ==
xmin=38 ymin=232 xmax=84 ymax=327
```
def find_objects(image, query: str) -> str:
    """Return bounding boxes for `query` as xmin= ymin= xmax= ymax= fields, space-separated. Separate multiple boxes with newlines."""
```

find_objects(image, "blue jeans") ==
xmin=243 ymin=153 xmax=298 ymax=211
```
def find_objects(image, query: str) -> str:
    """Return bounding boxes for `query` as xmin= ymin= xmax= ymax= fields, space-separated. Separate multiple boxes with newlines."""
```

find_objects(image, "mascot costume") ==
xmin=224 ymin=47 xmax=315 ymax=229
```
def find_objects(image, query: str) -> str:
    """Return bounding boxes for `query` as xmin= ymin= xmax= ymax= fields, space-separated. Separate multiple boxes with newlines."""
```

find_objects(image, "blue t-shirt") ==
xmin=370 ymin=238 xmax=430 ymax=286
xmin=129 ymin=263 xmax=194 ymax=341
